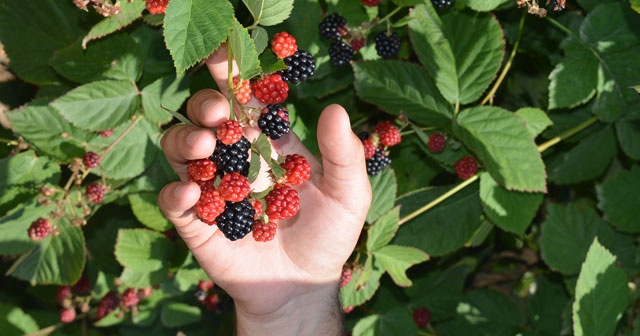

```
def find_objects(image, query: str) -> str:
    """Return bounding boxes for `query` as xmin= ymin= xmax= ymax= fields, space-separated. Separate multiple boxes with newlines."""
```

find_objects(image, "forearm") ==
xmin=234 ymin=283 xmax=344 ymax=336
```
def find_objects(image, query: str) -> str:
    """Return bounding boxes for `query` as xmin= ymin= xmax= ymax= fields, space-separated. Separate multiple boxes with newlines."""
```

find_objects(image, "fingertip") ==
xmin=159 ymin=181 xmax=201 ymax=226
xmin=186 ymin=89 xmax=231 ymax=127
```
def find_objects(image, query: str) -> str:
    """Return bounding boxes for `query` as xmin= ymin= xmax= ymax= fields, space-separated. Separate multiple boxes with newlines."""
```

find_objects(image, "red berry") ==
xmin=454 ymin=156 xmax=478 ymax=180
xmin=350 ymin=37 xmax=366 ymax=51
xmin=340 ymin=267 xmax=352 ymax=288
xmin=96 ymin=291 xmax=119 ymax=320
xmin=361 ymin=138 xmax=376 ymax=159
xmin=187 ymin=158 xmax=217 ymax=182
xmin=233 ymin=78 xmax=252 ymax=105
xmin=252 ymin=74 xmax=289 ymax=105
xmin=265 ymin=184 xmax=300 ymax=220
xmin=60 ymin=307 xmax=76 ymax=323
xmin=280 ymin=154 xmax=311 ymax=186
xmin=83 ymin=151 xmax=99 ymax=169
xmin=252 ymin=200 xmax=263 ymax=219
xmin=204 ymin=294 xmax=219 ymax=311
xmin=196 ymin=188 xmax=226 ymax=223
xmin=343 ymin=306 xmax=355 ymax=313
xmin=218 ymin=172 xmax=251 ymax=202
xmin=56 ymin=286 xmax=72 ymax=304
xmin=427 ymin=132 xmax=446 ymax=153
xmin=85 ymin=183 xmax=106 ymax=204
xmin=217 ymin=120 xmax=244 ymax=146
xmin=271 ymin=32 xmax=298 ymax=59
xmin=72 ymin=277 xmax=91 ymax=295
xmin=138 ymin=287 xmax=153 ymax=298
xmin=374 ymin=121 xmax=401 ymax=147
xmin=145 ymin=0 xmax=168 ymax=14
xmin=28 ymin=218 xmax=53 ymax=241
xmin=198 ymin=280 xmax=214 ymax=291
xmin=253 ymin=220 xmax=278 ymax=242
xmin=413 ymin=307 xmax=432 ymax=328
xmin=97 ymin=129 xmax=113 ymax=137
xmin=362 ymin=0 xmax=381 ymax=6
xmin=121 ymin=288 xmax=140 ymax=307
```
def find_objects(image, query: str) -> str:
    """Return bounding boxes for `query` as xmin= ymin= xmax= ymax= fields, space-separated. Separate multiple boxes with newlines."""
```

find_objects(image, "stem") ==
xmin=400 ymin=126 xmax=435 ymax=136
xmin=546 ymin=16 xmax=574 ymax=36
xmin=227 ymin=46 xmax=235 ymax=119
xmin=376 ymin=6 xmax=403 ymax=27
xmin=536 ymin=116 xmax=598 ymax=153
xmin=481 ymin=10 xmax=526 ymax=106
xmin=25 ymin=313 xmax=87 ymax=336
xmin=398 ymin=174 xmax=479 ymax=226
xmin=98 ymin=115 xmax=142 ymax=163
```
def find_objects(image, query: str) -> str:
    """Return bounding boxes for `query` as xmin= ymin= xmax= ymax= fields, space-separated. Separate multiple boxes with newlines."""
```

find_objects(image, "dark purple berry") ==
xmin=278 ymin=50 xmax=316 ymax=84
xmin=258 ymin=104 xmax=291 ymax=140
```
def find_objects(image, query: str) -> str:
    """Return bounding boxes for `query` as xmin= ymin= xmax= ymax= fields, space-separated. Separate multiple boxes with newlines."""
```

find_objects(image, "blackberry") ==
xmin=258 ymin=104 xmax=290 ymax=140
xmin=431 ymin=0 xmax=453 ymax=9
xmin=329 ymin=41 xmax=354 ymax=67
xmin=374 ymin=32 xmax=401 ymax=58
xmin=215 ymin=199 xmax=255 ymax=241
xmin=366 ymin=148 xmax=391 ymax=175
xmin=319 ymin=13 xmax=347 ymax=40
xmin=211 ymin=136 xmax=251 ymax=177
xmin=278 ymin=50 xmax=316 ymax=84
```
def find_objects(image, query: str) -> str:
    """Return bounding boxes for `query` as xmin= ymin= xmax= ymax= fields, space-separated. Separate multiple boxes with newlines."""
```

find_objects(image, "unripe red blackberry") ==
xmin=121 ymin=288 xmax=140 ymax=307
xmin=28 ymin=218 xmax=53 ymax=241
xmin=265 ymin=184 xmax=300 ymax=220
xmin=60 ymin=307 xmax=76 ymax=323
xmin=252 ymin=220 xmax=277 ymax=242
xmin=271 ymin=32 xmax=298 ymax=58
xmin=427 ymin=132 xmax=446 ymax=153
xmin=83 ymin=151 xmax=99 ymax=169
xmin=413 ymin=307 xmax=432 ymax=328
xmin=85 ymin=183 xmax=106 ymax=204
xmin=251 ymin=74 xmax=288 ymax=105
xmin=56 ymin=285 xmax=72 ymax=304
xmin=454 ymin=156 xmax=478 ymax=180
xmin=145 ymin=0 xmax=168 ymax=14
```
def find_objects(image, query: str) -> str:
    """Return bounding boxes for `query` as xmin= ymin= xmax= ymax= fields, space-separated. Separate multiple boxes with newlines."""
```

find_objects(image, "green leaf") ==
xmin=353 ymin=60 xmax=452 ymax=128
xmin=128 ymin=193 xmax=173 ymax=232
xmin=409 ymin=4 xmax=505 ymax=105
xmin=391 ymin=0 xmax=424 ymax=6
xmin=340 ymin=257 xmax=384 ymax=308
xmin=82 ymin=0 xmax=146 ymax=48
xmin=7 ymin=217 xmax=85 ymax=285
xmin=0 ymin=151 xmax=60 ymax=213
xmin=548 ymin=37 xmax=599 ymax=109
xmin=615 ymin=119 xmax=640 ymax=160
xmin=160 ymin=302 xmax=201 ymax=328
xmin=228 ymin=18 xmax=261 ymax=80
xmin=530 ymin=276 xmax=570 ymax=336
xmin=459 ymin=0 xmax=511 ymax=11
xmin=0 ymin=303 xmax=39 ymax=335
xmin=353 ymin=308 xmax=418 ymax=336
xmin=515 ymin=107 xmax=553 ymax=138
xmin=547 ymin=126 xmax=616 ymax=184
xmin=374 ymin=245 xmax=428 ymax=287
xmin=453 ymin=106 xmax=547 ymax=192
xmin=0 ymin=0 xmax=82 ymax=84
xmin=243 ymin=0 xmax=294 ymax=26
xmin=0 ymin=200 xmax=55 ymax=256
xmin=366 ymin=168 xmax=397 ymax=224
xmin=597 ymin=165 xmax=640 ymax=233
xmin=479 ymin=172 xmax=543 ymax=236
xmin=173 ymin=253 xmax=208 ymax=292
xmin=7 ymin=100 xmax=88 ymax=161
xmin=572 ymin=238 xmax=628 ymax=336
xmin=632 ymin=0 xmax=640 ymax=13
xmin=163 ymin=0 xmax=234 ymax=74
xmin=115 ymin=229 xmax=174 ymax=288
xmin=367 ymin=207 xmax=400 ymax=252
xmin=141 ymin=75 xmax=190 ymax=125
xmin=251 ymin=27 xmax=269 ymax=55
xmin=52 ymin=80 xmax=140 ymax=131
xmin=394 ymin=183 xmax=482 ymax=257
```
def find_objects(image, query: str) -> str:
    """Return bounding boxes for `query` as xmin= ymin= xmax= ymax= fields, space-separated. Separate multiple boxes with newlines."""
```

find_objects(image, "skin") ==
xmin=158 ymin=46 xmax=372 ymax=335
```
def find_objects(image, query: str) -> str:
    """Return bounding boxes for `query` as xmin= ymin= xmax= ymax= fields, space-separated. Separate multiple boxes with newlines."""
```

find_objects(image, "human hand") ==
xmin=158 ymin=45 xmax=372 ymax=335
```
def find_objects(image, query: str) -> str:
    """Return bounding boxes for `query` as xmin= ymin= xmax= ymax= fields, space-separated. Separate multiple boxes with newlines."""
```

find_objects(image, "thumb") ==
xmin=317 ymin=104 xmax=371 ymax=206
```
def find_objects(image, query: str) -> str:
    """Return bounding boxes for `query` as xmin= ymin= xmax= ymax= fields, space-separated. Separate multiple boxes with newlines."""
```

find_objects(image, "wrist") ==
xmin=234 ymin=282 xmax=343 ymax=336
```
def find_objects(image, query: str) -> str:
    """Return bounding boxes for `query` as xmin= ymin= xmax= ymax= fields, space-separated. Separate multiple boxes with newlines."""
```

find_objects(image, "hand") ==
xmin=158 ymin=46 xmax=372 ymax=335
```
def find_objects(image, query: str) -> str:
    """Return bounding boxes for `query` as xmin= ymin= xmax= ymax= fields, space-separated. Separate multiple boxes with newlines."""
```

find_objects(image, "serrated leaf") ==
xmin=52 ymin=34 xmax=143 ymax=84
xmin=129 ymin=193 xmax=173 ymax=232
xmin=547 ymin=126 xmax=616 ymax=185
xmin=228 ymin=18 xmax=261 ymax=80
xmin=252 ymin=133 xmax=273 ymax=164
xmin=51 ymin=80 xmax=139 ymax=131
xmin=353 ymin=61 xmax=452 ymax=128
xmin=0 ymin=0 xmax=83 ymax=84
xmin=374 ymin=245 xmax=428 ymax=287
xmin=549 ymin=37 xmax=598 ymax=109
xmin=7 ymin=217 xmax=85 ymax=285
xmin=161 ymin=302 xmax=201 ymax=328
xmin=479 ymin=172 xmax=543 ymax=236
xmin=115 ymin=229 xmax=174 ymax=287
xmin=394 ymin=184 xmax=482 ymax=257
xmin=572 ymin=238 xmax=628 ymax=336
xmin=0 ymin=303 xmax=39 ymax=335
xmin=597 ymin=165 xmax=640 ymax=233
xmin=615 ymin=119 xmax=640 ymax=160
xmin=353 ymin=308 xmax=418 ymax=336
xmin=0 ymin=151 xmax=60 ymax=213
xmin=459 ymin=0 xmax=511 ymax=11
xmin=0 ymin=200 xmax=56 ymax=256
xmin=366 ymin=168 xmax=397 ymax=224
xmin=367 ymin=207 xmax=400 ymax=252
xmin=82 ymin=0 xmax=146 ymax=48
xmin=243 ymin=0 xmax=294 ymax=26
xmin=340 ymin=258 xmax=384 ymax=308
xmin=251 ymin=27 xmax=269 ymax=55
xmin=453 ymin=106 xmax=547 ymax=192
xmin=259 ymin=53 xmax=287 ymax=75
xmin=173 ymin=253 xmax=208 ymax=292
xmin=141 ymin=74 xmax=190 ymax=125
xmin=163 ymin=0 xmax=234 ymax=74
xmin=515 ymin=107 xmax=553 ymax=138
xmin=409 ymin=4 xmax=505 ymax=105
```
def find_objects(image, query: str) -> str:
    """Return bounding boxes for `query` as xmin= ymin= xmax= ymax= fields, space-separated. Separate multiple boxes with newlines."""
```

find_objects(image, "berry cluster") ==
xmin=55 ymin=277 xmax=95 ymax=323
xmin=426 ymin=132 xmax=479 ymax=180
xmin=194 ymin=279 xmax=233 ymax=312
xmin=94 ymin=286 xmax=153 ymax=321
xmin=359 ymin=120 xmax=402 ymax=175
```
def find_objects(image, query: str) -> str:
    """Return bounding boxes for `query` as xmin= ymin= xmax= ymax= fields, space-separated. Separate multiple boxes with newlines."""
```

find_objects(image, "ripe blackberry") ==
xmin=28 ymin=218 xmax=53 ymax=241
xmin=145 ymin=0 xmax=168 ymax=14
xmin=374 ymin=32 xmax=401 ymax=58
xmin=265 ymin=184 xmax=300 ymax=220
xmin=329 ymin=41 xmax=354 ymax=67
xmin=427 ymin=133 xmax=446 ymax=153
xmin=187 ymin=158 xmax=217 ymax=182
xmin=280 ymin=154 xmax=311 ymax=186
xmin=121 ymin=288 xmax=140 ymax=307
xmin=271 ymin=32 xmax=298 ymax=59
xmin=218 ymin=172 xmax=251 ymax=202
xmin=413 ymin=307 xmax=432 ymax=328
xmin=216 ymin=119 xmax=243 ymax=146
xmin=194 ymin=289 xmax=207 ymax=302
xmin=278 ymin=50 xmax=316 ymax=84
xmin=211 ymin=136 xmax=251 ymax=177
xmin=83 ymin=151 xmax=99 ymax=169
xmin=253 ymin=220 xmax=277 ymax=242
xmin=319 ymin=13 xmax=347 ymax=40
xmin=216 ymin=199 xmax=255 ymax=241
xmin=258 ymin=104 xmax=291 ymax=140
xmin=232 ymin=78 xmax=252 ymax=105
xmin=251 ymin=74 xmax=288 ymax=105
xmin=454 ymin=156 xmax=477 ymax=180
xmin=366 ymin=148 xmax=391 ymax=175
xmin=431 ymin=0 xmax=453 ymax=9
xmin=85 ymin=183 xmax=106 ymax=204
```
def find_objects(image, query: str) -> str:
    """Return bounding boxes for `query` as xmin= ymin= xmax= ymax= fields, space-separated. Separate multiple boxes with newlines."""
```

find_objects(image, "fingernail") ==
xmin=186 ymin=131 xmax=198 ymax=145
xmin=174 ymin=184 xmax=187 ymax=198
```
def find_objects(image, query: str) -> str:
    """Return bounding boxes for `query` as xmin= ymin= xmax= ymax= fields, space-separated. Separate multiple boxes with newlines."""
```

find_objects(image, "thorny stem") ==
xmin=480 ymin=10 xmax=526 ymax=106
